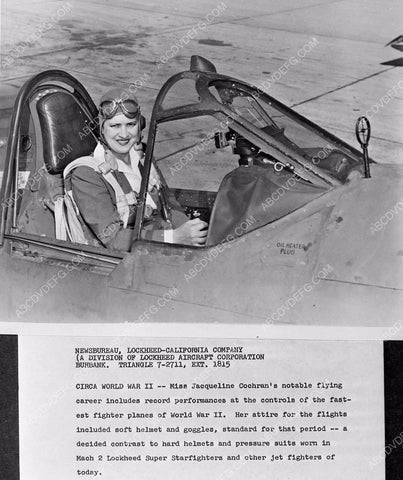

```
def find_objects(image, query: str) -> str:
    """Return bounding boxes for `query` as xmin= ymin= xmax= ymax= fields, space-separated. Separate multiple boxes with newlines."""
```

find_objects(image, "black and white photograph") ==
xmin=1 ymin=0 xmax=402 ymax=325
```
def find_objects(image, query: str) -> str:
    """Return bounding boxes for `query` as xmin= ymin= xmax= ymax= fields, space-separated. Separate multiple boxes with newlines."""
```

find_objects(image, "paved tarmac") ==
xmin=1 ymin=0 xmax=402 ymax=165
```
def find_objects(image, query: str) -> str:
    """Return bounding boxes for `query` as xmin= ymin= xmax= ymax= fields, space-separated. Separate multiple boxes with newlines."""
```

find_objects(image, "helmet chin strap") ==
xmin=133 ymin=141 xmax=143 ymax=151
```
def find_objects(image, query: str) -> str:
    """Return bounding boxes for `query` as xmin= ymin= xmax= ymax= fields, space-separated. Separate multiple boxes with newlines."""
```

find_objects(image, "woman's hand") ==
xmin=172 ymin=218 xmax=208 ymax=246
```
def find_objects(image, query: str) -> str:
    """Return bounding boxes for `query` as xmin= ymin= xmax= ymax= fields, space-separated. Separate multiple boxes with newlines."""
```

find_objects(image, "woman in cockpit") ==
xmin=64 ymin=88 xmax=207 ymax=251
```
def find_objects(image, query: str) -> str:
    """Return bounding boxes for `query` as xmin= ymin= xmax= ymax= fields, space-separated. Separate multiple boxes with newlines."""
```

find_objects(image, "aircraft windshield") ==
xmin=208 ymin=80 xmax=362 ymax=181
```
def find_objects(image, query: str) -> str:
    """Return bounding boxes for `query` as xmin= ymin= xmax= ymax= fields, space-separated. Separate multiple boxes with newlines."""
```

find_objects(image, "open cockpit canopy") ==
xmin=147 ymin=55 xmax=365 ymax=187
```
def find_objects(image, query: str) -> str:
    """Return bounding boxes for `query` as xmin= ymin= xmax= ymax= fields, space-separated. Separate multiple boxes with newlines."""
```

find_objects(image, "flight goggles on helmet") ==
xmin=99 ymin=98 xmax=140 ymax=119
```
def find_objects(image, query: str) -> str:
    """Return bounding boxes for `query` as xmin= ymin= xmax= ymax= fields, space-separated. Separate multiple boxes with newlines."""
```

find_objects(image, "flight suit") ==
xmin=69 ymin=143 xmax=185 ymax=251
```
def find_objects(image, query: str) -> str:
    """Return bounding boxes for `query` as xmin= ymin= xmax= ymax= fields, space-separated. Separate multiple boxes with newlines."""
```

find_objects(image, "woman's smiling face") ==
xmin=102 ymin=113 xmax=140 ymax=158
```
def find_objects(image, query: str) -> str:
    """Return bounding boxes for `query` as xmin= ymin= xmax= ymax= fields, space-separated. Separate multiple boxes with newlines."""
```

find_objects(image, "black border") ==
xmin=0 ymin=334 xmax=19 ymax=480
xmin=384 ymin=341 xmax=403 ymax=479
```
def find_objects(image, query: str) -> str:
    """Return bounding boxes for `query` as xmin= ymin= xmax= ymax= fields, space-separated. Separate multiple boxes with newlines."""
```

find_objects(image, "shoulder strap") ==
xmin=54 ymin=197 xmax=67 ymax=241
xmin=62 ymin=155 xmax=138 ymax=232
xmin=63 ymin=156 xmax=103 ymax=180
